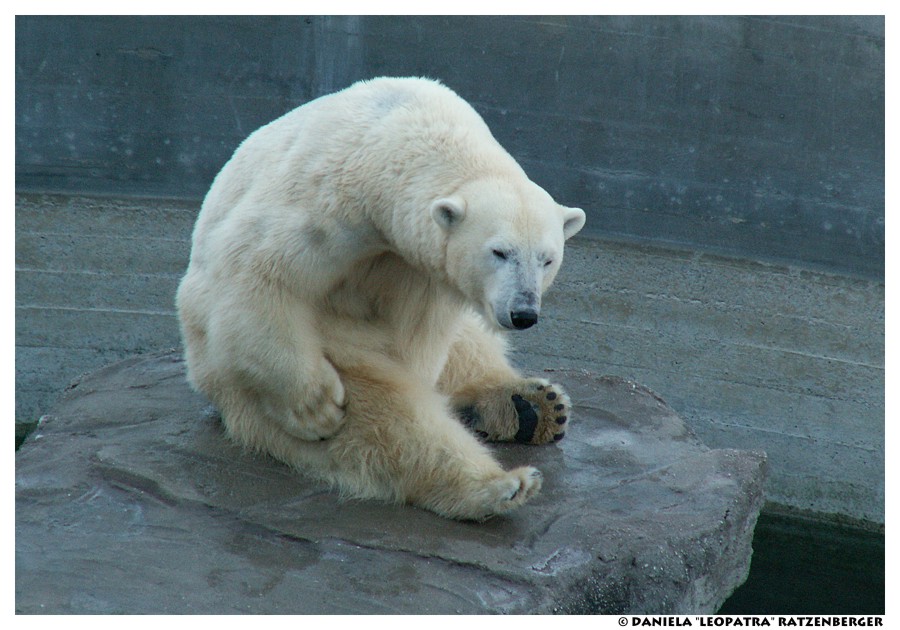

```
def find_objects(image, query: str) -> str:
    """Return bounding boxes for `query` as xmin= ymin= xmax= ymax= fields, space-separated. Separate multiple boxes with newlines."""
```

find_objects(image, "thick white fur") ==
xmin=176 ymin=77 xmax=585 ymax=520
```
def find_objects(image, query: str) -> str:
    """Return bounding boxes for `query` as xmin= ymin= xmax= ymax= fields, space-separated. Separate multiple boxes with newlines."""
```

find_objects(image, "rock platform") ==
xmin=15 ymin=350 xmax=766 ymax=614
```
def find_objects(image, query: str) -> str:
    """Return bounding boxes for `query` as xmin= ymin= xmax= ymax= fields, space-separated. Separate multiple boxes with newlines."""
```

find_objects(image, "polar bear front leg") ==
xmin=275 ymin=354 xmax=348 ymax=441
xmin=203 ymin=292 xmax=348 ymax=442
xmin=323 ymin=364 xmax=544 ymax=520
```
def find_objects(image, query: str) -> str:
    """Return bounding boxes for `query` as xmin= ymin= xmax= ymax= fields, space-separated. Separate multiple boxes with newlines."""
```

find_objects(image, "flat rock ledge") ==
xmin=16 ymin=350 xmax=766 ymax=614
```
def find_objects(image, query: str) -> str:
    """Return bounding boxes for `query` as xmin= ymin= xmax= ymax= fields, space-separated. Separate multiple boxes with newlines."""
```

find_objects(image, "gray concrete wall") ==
xmin=15 ymin=194 xmax=195 ymax=421
xmin=16 ymin=15 xmax=884 ymax=278
xmin=15 ymin=16 xmax=884 ymax=524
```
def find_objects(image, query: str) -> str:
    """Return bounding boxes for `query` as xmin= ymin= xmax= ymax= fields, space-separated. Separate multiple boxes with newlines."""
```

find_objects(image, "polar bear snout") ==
xmin=498 ymin=291 xmax=540 ymax=330
xmin=510 ymin=308 xmax=539 ymax=330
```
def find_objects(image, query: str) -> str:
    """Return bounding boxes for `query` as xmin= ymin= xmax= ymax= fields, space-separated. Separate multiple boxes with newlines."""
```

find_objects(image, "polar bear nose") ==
xmin=510 ymin=309 xmax=539 ymax=330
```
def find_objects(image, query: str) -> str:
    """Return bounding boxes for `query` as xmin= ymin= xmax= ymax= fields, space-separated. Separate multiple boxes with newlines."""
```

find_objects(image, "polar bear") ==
xmin=176 ymin=77 xmax=586 ymax=520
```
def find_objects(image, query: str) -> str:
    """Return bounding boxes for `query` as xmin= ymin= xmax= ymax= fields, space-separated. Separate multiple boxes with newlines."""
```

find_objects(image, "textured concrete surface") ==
xmin=15 ymin=351 xmax=766 ymax=614
xmin=15 ymin=193 xmax=194 ymax=422
xmin=15 ymin=15 xmax=884 ymax=277
xmin=14 ymin=193 xmax=883 ymax=524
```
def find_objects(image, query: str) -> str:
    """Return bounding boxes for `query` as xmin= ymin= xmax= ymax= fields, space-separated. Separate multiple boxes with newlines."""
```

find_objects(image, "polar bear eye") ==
xmin=492 ymin=249 xmax=508 ymax=261
xmin=544 ymin=260 xmax=553 ymax=268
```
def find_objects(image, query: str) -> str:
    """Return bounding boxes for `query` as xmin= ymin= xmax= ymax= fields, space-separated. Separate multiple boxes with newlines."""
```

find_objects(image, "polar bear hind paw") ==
xmin=457 ymin=378 xmax=570 ymax=445
xmin=513 ymin=378 xmax=570 ymax=444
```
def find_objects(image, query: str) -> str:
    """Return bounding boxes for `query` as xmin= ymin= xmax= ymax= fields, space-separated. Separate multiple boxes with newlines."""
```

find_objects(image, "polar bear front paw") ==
xmin=455 ymin=466 xmax=543 ymax=520
xmin=281 ymin=361 xmax=348 ymax=441
xmin=288 ymin=400 xmax=346 ymax=441
xmin=499 ymin=465 xmax=543 ymax=505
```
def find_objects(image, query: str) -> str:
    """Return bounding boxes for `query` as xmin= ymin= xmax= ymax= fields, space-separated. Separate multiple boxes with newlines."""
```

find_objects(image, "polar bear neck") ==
xmin=320 ymin=249 xmax=469 ymax=380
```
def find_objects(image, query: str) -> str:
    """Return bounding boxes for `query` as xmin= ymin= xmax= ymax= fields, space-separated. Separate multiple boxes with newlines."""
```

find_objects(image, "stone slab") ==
xmin=15 ymin=350 xmax=766 ymax=614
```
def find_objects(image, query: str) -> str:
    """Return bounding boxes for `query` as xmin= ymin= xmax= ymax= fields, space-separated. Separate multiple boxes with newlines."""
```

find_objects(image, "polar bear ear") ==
xmin=431 ymin=196 xmax=467 ymax=231
xmin=562 ymin=206 xmax=586 ymax=240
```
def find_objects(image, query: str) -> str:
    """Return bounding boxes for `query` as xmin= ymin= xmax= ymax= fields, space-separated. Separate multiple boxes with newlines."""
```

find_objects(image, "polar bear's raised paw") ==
xmin=512 ymin=378 xmax=570 ymax=444
xmin=457 ymin=378 xmax=570 ymax=445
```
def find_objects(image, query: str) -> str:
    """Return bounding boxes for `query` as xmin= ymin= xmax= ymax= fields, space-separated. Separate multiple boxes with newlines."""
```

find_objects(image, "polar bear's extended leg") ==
xmin=319 ymin=361 xmax=543 ymax=520
xmin=438 ymin=316 xmax=570 ymax=445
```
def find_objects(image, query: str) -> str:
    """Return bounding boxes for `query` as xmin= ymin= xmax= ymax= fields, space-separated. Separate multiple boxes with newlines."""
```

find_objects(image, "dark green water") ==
xmin=719 ymin=513 xmax=884 ymax=614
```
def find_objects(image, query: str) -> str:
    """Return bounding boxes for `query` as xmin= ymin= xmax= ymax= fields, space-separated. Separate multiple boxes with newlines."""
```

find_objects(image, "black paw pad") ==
xmin=553 ymin=431 xmax=566 ymax=442
xmin=511 ymin=394 xmax=539 ymax=443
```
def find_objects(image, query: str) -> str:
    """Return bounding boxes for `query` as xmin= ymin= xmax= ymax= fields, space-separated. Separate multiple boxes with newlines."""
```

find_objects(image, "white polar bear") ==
xmin=176 ymin=77 xmax=586 ymax=520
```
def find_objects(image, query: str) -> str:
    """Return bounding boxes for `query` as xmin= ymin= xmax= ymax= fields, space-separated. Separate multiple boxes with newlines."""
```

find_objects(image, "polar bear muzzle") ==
xmin=499 ymin=290 xmax=541 ymax=330
xmin=510 ymin=308 xmax=539 ymax=330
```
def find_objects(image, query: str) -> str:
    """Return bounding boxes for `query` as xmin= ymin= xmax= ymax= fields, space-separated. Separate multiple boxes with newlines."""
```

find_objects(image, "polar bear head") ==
xmin=431 ymin=177 xmax=586 ymax=331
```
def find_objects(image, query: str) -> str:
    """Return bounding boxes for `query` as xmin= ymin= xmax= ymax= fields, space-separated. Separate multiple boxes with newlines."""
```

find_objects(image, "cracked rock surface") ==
xmin=16 ymin=350 xmax=766 ymax=614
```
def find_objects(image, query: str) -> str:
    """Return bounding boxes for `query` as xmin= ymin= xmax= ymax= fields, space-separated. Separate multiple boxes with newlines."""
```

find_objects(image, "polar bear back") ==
xmin=188 ymin=77 xmax=526 ymax=285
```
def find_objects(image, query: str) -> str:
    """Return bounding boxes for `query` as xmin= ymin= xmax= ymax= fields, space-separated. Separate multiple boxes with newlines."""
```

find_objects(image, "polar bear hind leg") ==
xmin=438 ymin=316 xmax=570 ymax=445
